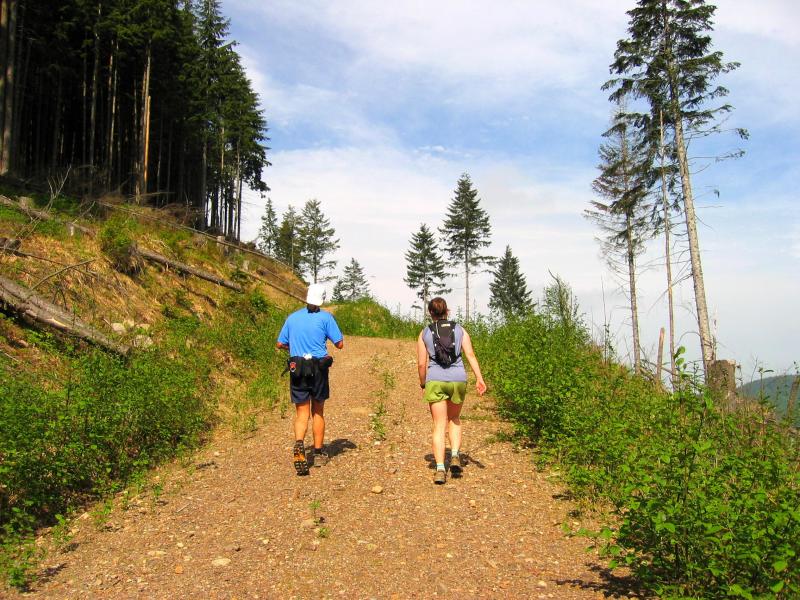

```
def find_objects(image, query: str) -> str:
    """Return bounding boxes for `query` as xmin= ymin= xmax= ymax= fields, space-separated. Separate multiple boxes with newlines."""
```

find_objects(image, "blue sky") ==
xmin=226 ymin=0 xmax=799 ymax=378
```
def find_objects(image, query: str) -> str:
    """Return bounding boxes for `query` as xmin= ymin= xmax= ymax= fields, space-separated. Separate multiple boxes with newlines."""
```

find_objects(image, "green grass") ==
xmin=332 ymin=298 xmax=421 ymax=339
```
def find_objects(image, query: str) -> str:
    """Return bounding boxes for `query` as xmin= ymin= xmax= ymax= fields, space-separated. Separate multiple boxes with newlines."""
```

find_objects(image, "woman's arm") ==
xmin=460 ymin=329 xmax=487 ymax=396
xmin=416 ymin=331 xmax=429 ymax=388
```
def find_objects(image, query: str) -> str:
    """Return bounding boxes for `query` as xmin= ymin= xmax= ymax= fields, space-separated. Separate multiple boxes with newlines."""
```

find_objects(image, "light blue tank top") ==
xmin=422 ymin=323 xmax=467 ymax=383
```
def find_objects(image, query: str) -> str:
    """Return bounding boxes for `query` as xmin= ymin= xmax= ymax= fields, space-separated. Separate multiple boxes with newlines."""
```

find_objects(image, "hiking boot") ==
xmin=433 ymin=469 xmax=446 ymax=485
xmin=312 ymin=450 xmax=329 ymax=467
xmin=449 ymin=453 xmax=465 ymax=477
xmin=293 ymin=441 xmax=309 ymax=476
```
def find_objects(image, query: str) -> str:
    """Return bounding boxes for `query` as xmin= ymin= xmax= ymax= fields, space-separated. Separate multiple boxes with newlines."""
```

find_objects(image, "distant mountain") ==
xmin=738 ymin=374 xmax=800 ymax=425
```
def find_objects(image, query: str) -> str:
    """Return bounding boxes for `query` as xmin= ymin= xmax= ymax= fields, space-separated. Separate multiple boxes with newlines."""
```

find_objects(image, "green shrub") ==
xmin=333 ymin=298 xmax=420 ymax=339
xmin=98 ymin=216 xmax=141 ymax=273
xmin=474 ymin=312 xmax=800 ymax=598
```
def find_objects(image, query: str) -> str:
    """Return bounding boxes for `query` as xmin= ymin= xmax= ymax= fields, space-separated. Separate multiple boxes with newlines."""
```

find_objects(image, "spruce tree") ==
xmin=332 ymin=258 xmax=370 ymax=302
xmin=488 ymin=246 xmax=532 ymax=320
xmin=275 ymin=205 xmax=302 ymax=274
xmin=586 ymin=107 xmax=654 ymax=373
xmin=439 ymin=173 xmax=493 ymax=321
xmin=404 ymin=224 xmax=450 ymax=310
xmin=604 ymin=0 xmax=748 ymax=373
xmin=298 ymin=199 xmax=339 ymax=283
xmin=256 ymin=197 xmax=278 ymax=256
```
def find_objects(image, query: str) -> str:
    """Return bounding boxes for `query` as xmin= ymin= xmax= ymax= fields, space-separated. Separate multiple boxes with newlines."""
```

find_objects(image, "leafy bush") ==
xmin=333 ymin=298 xmax=420 ymax=339
xmin=98 ymin=215 xmax=141 ymax=273
xmin=474 ymin=314 xmax=800 ymax=598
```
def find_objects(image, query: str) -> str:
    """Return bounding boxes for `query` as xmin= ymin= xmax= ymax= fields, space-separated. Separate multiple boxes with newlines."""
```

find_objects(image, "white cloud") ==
xmin=229 ymin=1 xmax=800 ymax=375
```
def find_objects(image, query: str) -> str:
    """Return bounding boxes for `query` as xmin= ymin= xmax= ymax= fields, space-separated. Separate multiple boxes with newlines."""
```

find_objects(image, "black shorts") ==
xmin=289 ymin=357 xmax=331 ymax=404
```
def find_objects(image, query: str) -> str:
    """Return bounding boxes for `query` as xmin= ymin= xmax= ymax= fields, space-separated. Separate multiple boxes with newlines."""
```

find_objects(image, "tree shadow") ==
xmin=556 ymin=564 xmax=647 ymax=599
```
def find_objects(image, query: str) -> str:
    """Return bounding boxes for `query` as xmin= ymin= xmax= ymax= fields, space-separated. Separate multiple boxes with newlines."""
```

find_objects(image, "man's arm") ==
xmin=334 ymin=339 xmax=343 ymax=349
xmin=276 ymin=342 xmax=289 ymax=351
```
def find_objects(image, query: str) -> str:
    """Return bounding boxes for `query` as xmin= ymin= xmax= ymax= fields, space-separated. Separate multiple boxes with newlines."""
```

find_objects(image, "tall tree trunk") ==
xmin=139 ymin=46 xmax=151 ymax=202
xmin=0 ymin=0 xmax=16 ymax=174
xmin=619 ymin=127 xmax=641 ymax=373
xmin=236 ymin=145 xmax=242 ymax=241
xmin=88 ymin=2 xmax=101 ymax=196
xmin=660 ymin=110 xmax=677 ymax=385
xmin=0 ymin=0 xmax=8 ymax=169
xmin=106 ymin=41 xmax=117 ymax=191
xmin=669 ymin=86 xmax=714 ymax=374
xmin=464 ymin=249 xmax=470 ymax=322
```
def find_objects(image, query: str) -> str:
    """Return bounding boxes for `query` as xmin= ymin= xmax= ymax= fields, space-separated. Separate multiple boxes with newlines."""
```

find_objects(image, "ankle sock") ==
xmin=436 ymin=463 xmax=446 ymax=471
xmin=451 ymin=450 xmax=459 ymax=458
xmin=314 ymin=448 xmax=323 ymax=454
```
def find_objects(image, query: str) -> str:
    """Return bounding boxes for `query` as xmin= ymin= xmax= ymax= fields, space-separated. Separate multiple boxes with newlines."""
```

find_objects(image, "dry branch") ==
xmin=136 ymin=247 xmax=243 ymax=292
xmin=0 ymin=273 xmax=129 ymax=355
xmin=244 ymin=270 xmax=306 ymax=303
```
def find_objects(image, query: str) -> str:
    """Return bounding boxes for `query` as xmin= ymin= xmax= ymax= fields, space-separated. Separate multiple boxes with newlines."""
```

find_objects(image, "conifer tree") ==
xmin=332 ymin=258 xmax=370 ymax=302
xmin=439 ymin=173 xmax=493 ymax=321
xmin=404 ymin=224 xmax=450 ymax=310
xmin=586 ymin=107 xmax=653 ymax=373
xmin=275 ymin=205 xmax=302 ymax=274
xmin=604 ymin=0 xmax=748 ymax=373
xmin=256 ymin=197 xmax=278 ymax=256
xmin=488 ymin=246 xmax=532 ymax=320
xmin=298 ymin=199 xmax=339 ymax=283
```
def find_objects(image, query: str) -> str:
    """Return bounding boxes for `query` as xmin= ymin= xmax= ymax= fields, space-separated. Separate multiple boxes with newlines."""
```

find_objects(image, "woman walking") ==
xmin=417 ymin=297 xmax=487 ymax=484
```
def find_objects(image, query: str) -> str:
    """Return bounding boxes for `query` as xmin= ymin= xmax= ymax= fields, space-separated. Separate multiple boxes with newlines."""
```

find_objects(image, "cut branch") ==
xmin=136 ymin=247 xmax=242 ymax=292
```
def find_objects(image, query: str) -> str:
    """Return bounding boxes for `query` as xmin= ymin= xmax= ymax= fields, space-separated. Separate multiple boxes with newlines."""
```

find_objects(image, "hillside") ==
xmin=738 ymin=374 xmax=800 ymax=425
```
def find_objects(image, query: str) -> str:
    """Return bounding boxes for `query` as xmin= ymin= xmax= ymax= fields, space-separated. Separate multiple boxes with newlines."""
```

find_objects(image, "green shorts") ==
xmin=423 ymin=381 xmax=467 ymax=404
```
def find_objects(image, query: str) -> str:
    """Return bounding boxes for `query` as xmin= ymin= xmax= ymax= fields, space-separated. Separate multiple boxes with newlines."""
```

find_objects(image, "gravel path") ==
xmin=17 ymin=336 xmax=637 ymax=599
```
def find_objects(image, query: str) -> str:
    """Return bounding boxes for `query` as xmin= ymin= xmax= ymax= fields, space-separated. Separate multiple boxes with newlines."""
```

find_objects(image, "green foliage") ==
xmin=0 ymin=289 xmax=290 ymax=587
xmin=333 ymin=298 xmax=420 ymax=339
xmin=488 ymin=245 xmax=532 ymax=320
xmin=404 ymin=223 xmax=450 ymax=306
xmin=298 ymin=199 xmax=339 ymax=283
xmin=475 ymin=311 xmax=800 ymax=598
xmin=98 ymin=216 xmax=141 ymax=273
xmin=0 ymin=205 xmax=28 ymax=224
xmin=332 ymin=258 xmax=370 ymax=302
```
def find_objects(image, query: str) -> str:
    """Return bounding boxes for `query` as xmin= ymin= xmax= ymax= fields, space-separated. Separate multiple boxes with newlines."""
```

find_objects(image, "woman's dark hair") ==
xmin=428 ymin=297 xmax=448 ymax=320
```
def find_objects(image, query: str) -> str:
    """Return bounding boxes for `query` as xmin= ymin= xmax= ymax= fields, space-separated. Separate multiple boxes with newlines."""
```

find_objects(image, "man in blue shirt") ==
xmin=276 ymin=283 xmax=344 ymax=475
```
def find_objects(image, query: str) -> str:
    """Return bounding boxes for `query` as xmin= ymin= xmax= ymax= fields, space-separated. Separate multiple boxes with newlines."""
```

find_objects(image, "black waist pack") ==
xmin=286 ymin=355 xmax=333 ymax=384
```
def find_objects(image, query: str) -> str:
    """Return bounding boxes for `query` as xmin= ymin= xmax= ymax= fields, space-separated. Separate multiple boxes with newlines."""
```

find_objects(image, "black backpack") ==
xmin=429 ymin=320 xmax=459 ymax=368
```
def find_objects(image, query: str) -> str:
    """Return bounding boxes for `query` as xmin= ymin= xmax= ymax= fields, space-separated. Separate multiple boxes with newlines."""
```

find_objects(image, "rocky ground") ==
xmin=14 ymin=336 xmax=641 ymax=599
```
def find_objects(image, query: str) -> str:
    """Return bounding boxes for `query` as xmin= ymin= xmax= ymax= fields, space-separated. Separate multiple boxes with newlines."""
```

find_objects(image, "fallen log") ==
xmin=136 ymin=247 xmax=243 ymax=292
xmin=244 ymin=270 xmax=307 ymax=303
xmin=0 ymin=195 xmax=94 ymax=236
xmin=0 ymin=274 xmax=130 ymax=355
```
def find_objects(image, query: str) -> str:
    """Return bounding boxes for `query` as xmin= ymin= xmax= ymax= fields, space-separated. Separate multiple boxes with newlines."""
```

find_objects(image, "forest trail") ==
xmin=16 ymin=336 xmax=635 ymax=599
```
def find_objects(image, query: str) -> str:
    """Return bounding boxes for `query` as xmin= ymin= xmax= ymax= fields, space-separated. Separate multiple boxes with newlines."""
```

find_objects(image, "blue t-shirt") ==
xmin=277 ymin=308 xmax=343 ymax=359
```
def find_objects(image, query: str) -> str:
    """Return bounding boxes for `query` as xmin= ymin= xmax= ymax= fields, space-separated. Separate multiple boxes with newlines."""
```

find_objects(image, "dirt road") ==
xmin=16 ymin=336 xmax=635 ymax=599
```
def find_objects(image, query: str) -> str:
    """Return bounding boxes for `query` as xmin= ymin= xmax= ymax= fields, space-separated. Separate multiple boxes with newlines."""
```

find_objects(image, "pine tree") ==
xmin=275 ymin=205 xmax=302 ymax=274
xmin=298 ymin=199 xmax=339 ymax=283
xmin=604 ymin=0 xmax=748 ymax=373
xmin=404 ymin=224 xmax=450 ymax=310
xmin=256 ymin=197 xmax=278 ymax=256
xmin=332 ymin=258 xmax=370 ymax=302
xmin=488 ymin=246 xmax=532 ymax=320
xmin=586 ymin=107 xmax=654 ymax=373
xmin=439 ymin=173 xmax=493 ymax=321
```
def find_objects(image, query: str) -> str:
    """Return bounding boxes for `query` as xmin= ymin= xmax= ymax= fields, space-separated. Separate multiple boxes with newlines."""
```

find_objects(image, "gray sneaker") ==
xmin=312 ymin=450 xmax=329 ymax=467
xmin=433 ymin=469 xmax=446 ymax=485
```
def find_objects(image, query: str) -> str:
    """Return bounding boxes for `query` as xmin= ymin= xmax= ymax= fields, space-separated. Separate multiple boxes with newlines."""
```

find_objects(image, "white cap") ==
xmin=306 ymin=283 xmax=326 ymax=306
